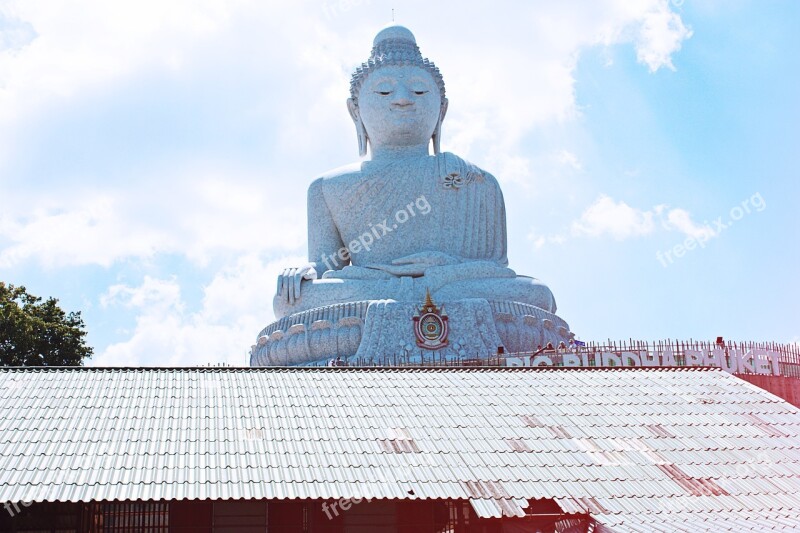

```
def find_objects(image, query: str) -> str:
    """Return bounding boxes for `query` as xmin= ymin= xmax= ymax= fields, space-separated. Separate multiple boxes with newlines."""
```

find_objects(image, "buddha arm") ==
xmin=486 ymin=171 xmax=510 ymax=267
xmin=307 ymin=177 xmax=346 ymax=278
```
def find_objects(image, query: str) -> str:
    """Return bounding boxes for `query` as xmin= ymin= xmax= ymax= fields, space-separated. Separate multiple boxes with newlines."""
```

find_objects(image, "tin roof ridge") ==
xmin=0 ymin=365 xmax=724 ymax=372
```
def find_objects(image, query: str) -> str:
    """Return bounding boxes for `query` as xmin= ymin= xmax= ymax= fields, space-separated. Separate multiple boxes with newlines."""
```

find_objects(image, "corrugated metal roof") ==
xmin=468 ymin=497 xmax=528 ymax=518
xmin=1 ymin=367 xmax=800 ymax=532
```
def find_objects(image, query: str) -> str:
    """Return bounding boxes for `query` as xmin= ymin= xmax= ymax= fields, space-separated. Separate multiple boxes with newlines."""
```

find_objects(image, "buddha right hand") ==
xmin=276 ymin=264 xmax=318 ymax=305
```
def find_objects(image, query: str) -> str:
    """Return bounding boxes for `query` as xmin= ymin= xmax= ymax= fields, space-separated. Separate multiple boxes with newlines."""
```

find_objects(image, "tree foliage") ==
xmin=0 ymin=282 xmax=93 ymax=366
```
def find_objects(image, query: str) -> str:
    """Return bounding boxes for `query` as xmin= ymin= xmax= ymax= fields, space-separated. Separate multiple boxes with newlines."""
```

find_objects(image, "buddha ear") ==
xmin=432 ymin=98 xmax=449 ymax=155
xmin=347 ymin=98 xmax=369 ymax=157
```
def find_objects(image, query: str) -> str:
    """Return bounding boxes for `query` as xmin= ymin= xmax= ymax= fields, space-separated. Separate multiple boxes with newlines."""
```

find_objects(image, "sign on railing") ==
xmin=505 ymin=347 xmax=782 ymax=376
xmin=343 ymin=340 xmax=800 ymax=379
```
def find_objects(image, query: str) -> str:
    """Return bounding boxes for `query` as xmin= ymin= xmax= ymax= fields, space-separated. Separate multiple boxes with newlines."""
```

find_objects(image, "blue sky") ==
xmin=1 ymin=0 xmax=797 ymax=366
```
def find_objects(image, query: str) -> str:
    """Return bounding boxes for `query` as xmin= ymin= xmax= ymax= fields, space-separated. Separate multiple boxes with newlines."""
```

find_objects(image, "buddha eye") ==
xmin=414 ymin=90 xmax=428 ymax=95
xmin=373 ymin=82 xmax=394 ymax=96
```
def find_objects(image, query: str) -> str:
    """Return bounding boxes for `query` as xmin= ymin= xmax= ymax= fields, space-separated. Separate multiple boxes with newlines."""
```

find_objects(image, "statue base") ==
xmin=250 ymin=298 xmax=574 ymax=366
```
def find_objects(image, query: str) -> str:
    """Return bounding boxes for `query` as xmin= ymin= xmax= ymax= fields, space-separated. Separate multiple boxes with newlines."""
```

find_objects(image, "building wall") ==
xmin=736 ymin=374 xmax=800 ymax=407
xmin=0 ymin=498 xmax=560 ymax=533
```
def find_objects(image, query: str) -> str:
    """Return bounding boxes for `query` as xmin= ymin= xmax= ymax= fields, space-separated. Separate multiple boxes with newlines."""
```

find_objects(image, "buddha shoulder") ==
xmin=306 ymin=162 xmax=365 ymax=205
xmin=439 ymin=152 xmax=500 ymax=189
xmin=310 ymin=162 xmax=365 ymax=188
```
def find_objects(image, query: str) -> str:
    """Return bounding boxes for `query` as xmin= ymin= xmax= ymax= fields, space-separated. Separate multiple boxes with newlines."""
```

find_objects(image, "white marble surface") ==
xmin=258 ymin=25 xmax=573 ymax=365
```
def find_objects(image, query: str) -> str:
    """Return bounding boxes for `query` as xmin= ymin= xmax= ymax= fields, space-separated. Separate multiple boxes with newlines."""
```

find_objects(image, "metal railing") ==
xmin=334 ymin=339 xmax=800 ymax=378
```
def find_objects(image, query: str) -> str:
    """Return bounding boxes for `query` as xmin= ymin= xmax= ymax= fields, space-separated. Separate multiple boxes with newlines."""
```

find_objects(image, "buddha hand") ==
xmin=376 ymin=251 xmax=460 ymax=277
xmin=276 ymin=263 xmax=318 ymax=305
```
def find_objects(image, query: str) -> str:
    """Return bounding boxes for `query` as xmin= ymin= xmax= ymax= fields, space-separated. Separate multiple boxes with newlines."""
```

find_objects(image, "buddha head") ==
xmin=348 ymin=26 xmax=448 ymax=157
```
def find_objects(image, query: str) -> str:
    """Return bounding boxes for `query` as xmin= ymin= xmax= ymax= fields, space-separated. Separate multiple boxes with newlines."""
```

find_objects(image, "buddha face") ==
xmin=352 ymin=65 xmax=444 ymax=150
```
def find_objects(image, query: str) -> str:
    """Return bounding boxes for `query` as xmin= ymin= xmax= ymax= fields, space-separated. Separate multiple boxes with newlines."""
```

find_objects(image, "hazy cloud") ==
xmin=572 ymin=195 xmax=656 ymax=240
xmin=93 ymin=255 xmax=297 ymax=366
xmin=658 ymin=206 xmax=716 ymax=241
xmin=570 ymin=195 xmax=715 ymax=243
xmin=0 ymin=0 xmax=693 ymax=364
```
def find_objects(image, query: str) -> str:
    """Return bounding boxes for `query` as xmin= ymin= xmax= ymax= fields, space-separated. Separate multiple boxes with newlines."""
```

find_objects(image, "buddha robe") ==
xmin=310 ymin=152 xmax=508 ymax=275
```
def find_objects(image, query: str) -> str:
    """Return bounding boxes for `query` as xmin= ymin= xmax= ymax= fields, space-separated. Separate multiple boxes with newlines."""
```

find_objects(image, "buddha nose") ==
xmin=392 ymin=85 xmax=413 ymax=106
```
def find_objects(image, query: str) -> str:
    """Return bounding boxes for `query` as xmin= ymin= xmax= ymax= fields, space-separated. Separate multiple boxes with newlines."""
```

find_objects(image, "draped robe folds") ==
xmin=271 ymin=152 xmax=558 ymax=319
xmin=312 ymin=152 xmax=509 ymax=277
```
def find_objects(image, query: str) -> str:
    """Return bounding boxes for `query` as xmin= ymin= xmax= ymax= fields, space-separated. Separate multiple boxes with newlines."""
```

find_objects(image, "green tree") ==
xmin=0 ymin=282 xmax=93 ymax=366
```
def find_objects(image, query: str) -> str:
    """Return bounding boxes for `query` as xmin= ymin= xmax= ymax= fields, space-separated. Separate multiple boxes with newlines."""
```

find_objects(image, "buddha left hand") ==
xmin=276 ymin=263 xmax=318 ymax=305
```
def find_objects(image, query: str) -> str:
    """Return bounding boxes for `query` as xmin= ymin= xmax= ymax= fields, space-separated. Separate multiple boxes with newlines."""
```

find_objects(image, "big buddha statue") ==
xmin=251 ymin=26 xmax=574 ymax=366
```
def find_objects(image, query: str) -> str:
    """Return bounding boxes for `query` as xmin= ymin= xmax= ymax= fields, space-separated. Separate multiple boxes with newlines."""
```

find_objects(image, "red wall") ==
xmin=170 ymin=499 xmax=212 ymax=531
xmin=2 ymin=499 xmax=569 ymax=533
xmin=736 ymin=374 xmax=800 ymax=407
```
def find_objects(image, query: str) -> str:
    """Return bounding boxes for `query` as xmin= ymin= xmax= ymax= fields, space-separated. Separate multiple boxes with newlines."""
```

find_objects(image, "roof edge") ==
xmin=0 ymin=365 xmax=727 ymax=372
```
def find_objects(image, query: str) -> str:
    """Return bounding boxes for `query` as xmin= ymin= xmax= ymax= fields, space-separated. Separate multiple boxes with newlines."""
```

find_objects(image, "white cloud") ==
xmin=527 ymin=228 xmax=567 ymax=249
xmin=101 ymin=275 xmax=183 ymax=313
xmin=634 ymin=3 xmax=693 ymax=72
xmin=567 ymin=195 xmax=717 ymax=244
xmin=0 ymin=168 xmax=305 ymax=268
xmin=0 ymin=9 xmax=36 ymax=52
xmin=0 ymin=1 xmax=695 ymax=364
xmin=0 ymin=1 xmax=235 ymax=158
xmin=572 ymin=195 xmax=655 ymax=240
xmin=0 ymin=195 xmax=165 ymax=268
xmin=592 ymin=0 xmax=693 ymax=72
xmin=92 ymin=254 xmax=300 ymax=366
xmin=659 ymin=207 xmax=716 ymax=241
xmin=485 ymin=152 xmax=532 ymax=187
xmin=557 ymin=149 xmax=583 ymax=171
xmin=526 ymin=228 xmax=546 ymax=250
xmin=0 ymin=0 xmax=692 ymax=269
